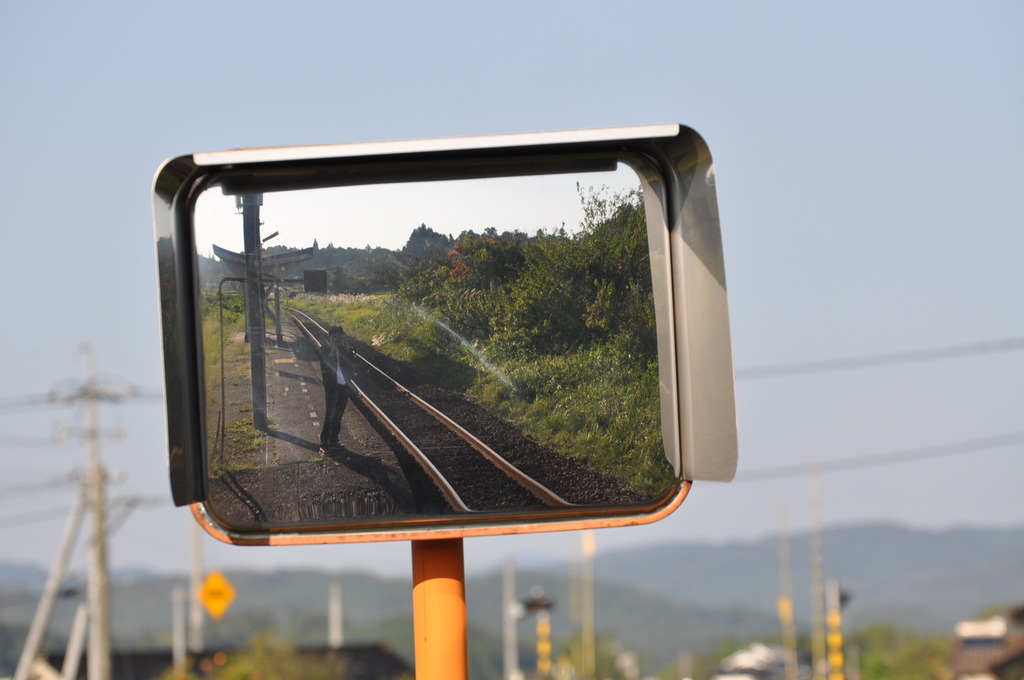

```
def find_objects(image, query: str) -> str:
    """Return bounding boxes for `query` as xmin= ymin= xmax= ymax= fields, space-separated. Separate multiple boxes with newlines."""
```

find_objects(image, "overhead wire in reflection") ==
xmin=735 ymin=431 xmax=1024 ymax=482
xmin=736 ymin=336 xmax=1024 ymax=379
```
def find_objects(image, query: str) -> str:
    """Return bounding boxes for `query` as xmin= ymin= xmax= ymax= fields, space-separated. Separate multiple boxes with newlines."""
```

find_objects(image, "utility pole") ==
xmin=189 ymin=523 xmax=204 ymax=653
xmin=62 ymin=604 xmax=88 ymax=680
xmin=17 ymin=347 xmax=136 ymax=680
xmin=580 ymin=531 xmax=596 ymax=680
xmin=809 ymin=464 xmax=826 ymax=680
xmin=173 ymin=588 xmax=186 ymax=673
xmin=13 ymin=493 xmax=86 ymax=680
xmin=83 ymin=346 xmax=112 ymax=680
xmin=776 ymin=504 xmax=799 ymax=680
xmin=502 ymin=557 xmax=522 ymax=680
xmin=329 ymin=581 xmax=344 ymax=649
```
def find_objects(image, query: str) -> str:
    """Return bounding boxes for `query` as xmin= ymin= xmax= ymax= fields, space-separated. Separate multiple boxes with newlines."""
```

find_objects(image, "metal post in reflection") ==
xmin=273 ymin=282 xmax=283 ymax=344
xmin=241 ymin=193 xmax=267 ymax=430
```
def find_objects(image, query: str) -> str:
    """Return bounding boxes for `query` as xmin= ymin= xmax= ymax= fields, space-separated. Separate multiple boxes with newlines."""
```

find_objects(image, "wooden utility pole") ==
xmin=83 ymin=346 xmax=112 ymax=680
xmin=189 ymin=522 xmax=204 ymax=652
xmin=13 ymin=494 xmax=86 ymax=680
xmin=776 ymin=504 xmax=799 ymax=680
xmin=581 ymin=531 xmax=596 ymax=680
xmin=502 ymin=557 xmax=521 ymax=680
xmin=16 ymin=347 xmax=136 ymax=680
xmin=809 ymin=464 xmax=826 ymax=680
xmin=329 ymin=581 xmax=344 ymax=649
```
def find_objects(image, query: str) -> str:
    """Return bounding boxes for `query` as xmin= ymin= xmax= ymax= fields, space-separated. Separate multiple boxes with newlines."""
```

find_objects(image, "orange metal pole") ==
xmin=412 ymin=538 xmax=468 ymax=680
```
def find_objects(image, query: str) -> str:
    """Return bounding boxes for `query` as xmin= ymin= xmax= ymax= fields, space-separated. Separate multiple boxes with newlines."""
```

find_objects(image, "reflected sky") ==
xmin=194 ymin=165 xmax=643 ymax=255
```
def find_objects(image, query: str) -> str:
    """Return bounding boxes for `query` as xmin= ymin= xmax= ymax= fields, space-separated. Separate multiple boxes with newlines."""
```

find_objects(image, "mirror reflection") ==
xmin=193 ymin=166 xmax=673 ymax=529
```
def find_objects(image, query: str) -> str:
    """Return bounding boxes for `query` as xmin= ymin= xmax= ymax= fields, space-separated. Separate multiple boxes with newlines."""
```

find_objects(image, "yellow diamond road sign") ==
xmin=199 ymin=570 xmax=235 ymax=620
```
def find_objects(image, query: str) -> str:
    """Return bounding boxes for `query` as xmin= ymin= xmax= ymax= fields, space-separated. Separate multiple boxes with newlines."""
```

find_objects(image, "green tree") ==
xmin=156 ymin=633 xmax=353 ymax=680
xmin=575 ymin=186 xmax=656 ymax=359
xmin=850 ymin=624 xmax=952 ymax=680
xmin=486 ymin=187 xmax=654 ymax=360
xmin=401 ymin=224 xmax=452 ymax=263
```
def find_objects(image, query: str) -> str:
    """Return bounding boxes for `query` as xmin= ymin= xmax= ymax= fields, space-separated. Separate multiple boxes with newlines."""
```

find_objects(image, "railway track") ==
xmin=285 ymin=308 xmax=577 ymax=514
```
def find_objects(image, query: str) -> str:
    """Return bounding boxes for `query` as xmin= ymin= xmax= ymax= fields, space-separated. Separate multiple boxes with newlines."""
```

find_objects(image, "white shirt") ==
xmin=333 ymin=348 xmax=347 ymax=385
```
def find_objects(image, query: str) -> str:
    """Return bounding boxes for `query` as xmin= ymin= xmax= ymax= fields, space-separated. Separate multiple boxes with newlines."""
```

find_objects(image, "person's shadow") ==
xmin=322 ymin=445 xmax=417 ymax=513
xmin=266 ymin=427 xmax=320 ymax=453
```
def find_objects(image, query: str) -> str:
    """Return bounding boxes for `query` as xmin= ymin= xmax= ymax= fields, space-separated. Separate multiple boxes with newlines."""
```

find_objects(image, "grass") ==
xmin=288 ymin=294 xmax=480 ymax=390
xmin=472 ymin=348 xmax=672 ymax=496
xmin=200 ymin=290 xmax=271 ymax=474
xmin=286 ymin=293 xmax=672 ymax=496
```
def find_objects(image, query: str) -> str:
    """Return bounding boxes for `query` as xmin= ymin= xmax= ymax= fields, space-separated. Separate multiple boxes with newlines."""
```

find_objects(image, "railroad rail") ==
xmin=284 ymin=307 xmax=576 ymax=513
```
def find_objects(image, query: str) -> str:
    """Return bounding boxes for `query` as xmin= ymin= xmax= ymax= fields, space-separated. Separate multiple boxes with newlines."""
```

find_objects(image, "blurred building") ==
xmin=950 ymin=605 xmax=1024 ymax=680
xmin=710 ymin=642 xmax=810 ymax=680
xmin=36 ymin=644 xmax=411 ymax=680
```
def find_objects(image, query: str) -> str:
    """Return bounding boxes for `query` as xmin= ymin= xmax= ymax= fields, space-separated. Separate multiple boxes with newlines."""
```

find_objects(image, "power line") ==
xmin=0 ymin=396 xmax=70 ymax=413
xmin=736 ymin=336 xmax=1024 ymax=379
xmin=0 ymin=435 xmax=72 ymax=448
xmin=0 ymin=473 xmax=80 ymax=496
xmin=107 ymin=495 xmax=166 ymax=536
xmin=735 ymin=430 xmax=1024 ymax=482
xmin=0 ymin=505 xmax=75 ymax=530
xmin=0 ymin=493 xmax=164 ymax=534
xmin=0 ymin=586 xmax=83 ymax=611
xmin=0 ymin=387 xmax=161 ymax=412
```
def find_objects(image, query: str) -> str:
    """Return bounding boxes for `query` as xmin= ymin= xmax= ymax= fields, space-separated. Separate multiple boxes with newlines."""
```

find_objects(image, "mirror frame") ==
xmin=153 ymin=124 xmax=736 ymax=545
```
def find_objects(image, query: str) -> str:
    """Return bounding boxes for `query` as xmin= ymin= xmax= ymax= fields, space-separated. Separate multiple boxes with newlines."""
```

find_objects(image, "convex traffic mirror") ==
xmin=153 ymin=125 xmax=737 ymax=545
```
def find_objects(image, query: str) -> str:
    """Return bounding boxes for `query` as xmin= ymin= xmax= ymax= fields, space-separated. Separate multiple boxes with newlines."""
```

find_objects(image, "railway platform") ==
xmin=204 ymin=318 xmax=416 ymax=526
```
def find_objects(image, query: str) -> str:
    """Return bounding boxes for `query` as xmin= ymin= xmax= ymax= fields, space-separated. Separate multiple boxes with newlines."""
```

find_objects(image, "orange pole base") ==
xmin=412 ymin=538 xmax=468 ymax=680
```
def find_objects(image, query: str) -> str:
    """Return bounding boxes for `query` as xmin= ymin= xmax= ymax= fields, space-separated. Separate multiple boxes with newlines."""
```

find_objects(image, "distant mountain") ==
xmin=0 ymin=561 xmax=47 ymax=589
xmin=0 ymin=566 xmax=775 ymax=677
xmin=592 ymin=523 xmax=1024 ymax=631
xmin=1 ymin=523 xmax=1021 ymax=676
xmin=467 ymin=567 xmax=779 ymax=670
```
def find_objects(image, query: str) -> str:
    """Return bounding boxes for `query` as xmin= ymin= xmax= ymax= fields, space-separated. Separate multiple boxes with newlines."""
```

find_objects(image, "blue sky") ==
xmin=1 ymin=1 xmax=1021 ymax=578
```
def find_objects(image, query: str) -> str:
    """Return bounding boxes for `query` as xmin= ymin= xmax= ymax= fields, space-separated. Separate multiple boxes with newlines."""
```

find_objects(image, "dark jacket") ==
xmin=318 ymin=341 xmax=351 ymax=392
